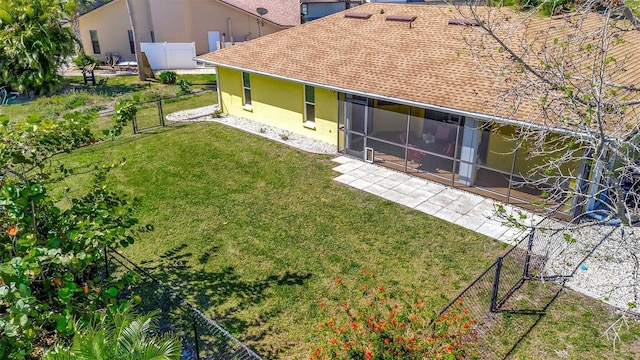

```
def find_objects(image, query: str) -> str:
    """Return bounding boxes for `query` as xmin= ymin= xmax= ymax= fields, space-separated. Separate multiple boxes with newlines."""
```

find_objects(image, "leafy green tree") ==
xmin=61 ymin=0 xmax=99 ymax=54
xmin=0 ymin=0 xmax=77 ymax=95
xmin=43 ymin=303 xmax=181 ymax=360
xmin=0 ymin=110 xmax=140 ymax=359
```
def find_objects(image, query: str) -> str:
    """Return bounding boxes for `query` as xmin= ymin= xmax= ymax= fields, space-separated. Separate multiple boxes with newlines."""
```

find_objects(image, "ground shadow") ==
xmin=134 ymin=244 xmax=313 ymax=358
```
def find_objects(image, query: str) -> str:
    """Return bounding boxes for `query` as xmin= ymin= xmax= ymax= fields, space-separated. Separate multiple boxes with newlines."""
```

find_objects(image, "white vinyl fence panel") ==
xmin=140 ymin=42 xmax=196 ymax=70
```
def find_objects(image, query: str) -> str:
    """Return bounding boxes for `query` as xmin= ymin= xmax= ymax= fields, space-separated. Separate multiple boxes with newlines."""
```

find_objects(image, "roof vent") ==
xmin=448 ymin=18 xmax=480 ymax=26
xmin=344 ymin=12 xmax=372 ymax=19
xmin=385 ymin=15 xmax=417 ymax=28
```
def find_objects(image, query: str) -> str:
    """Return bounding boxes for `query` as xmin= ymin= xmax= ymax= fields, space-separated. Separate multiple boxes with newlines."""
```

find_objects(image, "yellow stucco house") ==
xmin=77 ymin=0 xmax=300 ymax=62
xmin=196 ymin=3 xmax=640 ymax=219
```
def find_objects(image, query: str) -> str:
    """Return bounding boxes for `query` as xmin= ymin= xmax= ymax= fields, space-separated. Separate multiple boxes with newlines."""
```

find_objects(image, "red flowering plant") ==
xmin=310 ymin=271 xmax=478 ymax=360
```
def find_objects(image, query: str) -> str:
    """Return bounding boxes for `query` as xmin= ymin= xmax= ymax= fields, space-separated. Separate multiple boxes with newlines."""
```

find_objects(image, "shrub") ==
xmin=81 ymin=104 xmax=107 ymax=114
xmin=158 ymin=71 xmax=177 ymax=84
xmin=176 ymin=79 xmax=192 ymax=96
xmin=62 ymin=93 xmax=88 ymax=109
xmin=72 ymin=53 xmax=100 ymax=68
xmin=43 ymin=302 xmax=181 ymax=359
xmin=0 ymin=112 xmax=140 ymax=358
xmin=211 ymin=109 xmax=223 ymax=118
xmin=310 ymin=271 xmax=478 ymax=359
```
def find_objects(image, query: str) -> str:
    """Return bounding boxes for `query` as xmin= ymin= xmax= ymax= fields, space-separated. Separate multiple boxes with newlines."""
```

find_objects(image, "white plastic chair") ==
xmin=0 ymin=86 xmax=19 ymax=105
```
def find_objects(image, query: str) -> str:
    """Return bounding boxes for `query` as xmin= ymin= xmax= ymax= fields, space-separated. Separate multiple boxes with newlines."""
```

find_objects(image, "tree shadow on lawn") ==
xmin=137 ymin=244 xmax=312 ymax=356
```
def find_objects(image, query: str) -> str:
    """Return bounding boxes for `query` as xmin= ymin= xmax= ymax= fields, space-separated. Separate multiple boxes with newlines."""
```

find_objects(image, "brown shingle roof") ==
xmin=219 ymin=0 xmax=300 ymax=27
xmin=197 ymin=3 xmax=640 ymax=130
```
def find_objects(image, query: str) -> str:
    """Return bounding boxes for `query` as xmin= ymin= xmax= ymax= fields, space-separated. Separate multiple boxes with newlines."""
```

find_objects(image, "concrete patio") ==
xmin=332 ymin=156 xmax=544 ymax=243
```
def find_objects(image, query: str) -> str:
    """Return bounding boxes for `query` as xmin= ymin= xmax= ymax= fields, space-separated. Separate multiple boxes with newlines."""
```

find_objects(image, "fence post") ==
xmin=522 ymin=229 xmax=535 ymax=279
xmin=157 ymin=99 xmax=165 ymax=127
xmin=132 ymin=115 xmax=138 ymax=134
xmin=192 ymin=311 xmax=201 ymax=360
xmin=103 ymin=245 xmax=109 ymax=278
xmin=490 ymin=257 xmax=503 ymax=312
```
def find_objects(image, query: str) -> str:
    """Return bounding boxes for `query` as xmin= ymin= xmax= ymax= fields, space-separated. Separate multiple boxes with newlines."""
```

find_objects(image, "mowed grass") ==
xmin=0 ymin=73 xmax=216 ymax=121
xmin=56 ymin=121 xmax=640 ymax=358
xmin=58 ymin=122 xmax=503 ymax=357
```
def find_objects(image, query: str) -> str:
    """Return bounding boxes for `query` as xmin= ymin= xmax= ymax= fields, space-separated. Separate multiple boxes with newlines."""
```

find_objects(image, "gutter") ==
xmin=194 ymin=59 xmax=615 ymax=141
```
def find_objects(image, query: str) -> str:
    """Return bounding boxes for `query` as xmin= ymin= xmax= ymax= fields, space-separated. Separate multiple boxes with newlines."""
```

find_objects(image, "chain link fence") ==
xmin=91 ymin=91 xmax=215 ymax=137
xmin=102 ymin=248 xmax=262 ymax=360
xmin=439 ymin=228 xmax=571 ymax=359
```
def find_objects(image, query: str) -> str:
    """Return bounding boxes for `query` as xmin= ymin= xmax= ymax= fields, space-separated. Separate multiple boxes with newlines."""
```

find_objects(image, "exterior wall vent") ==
xmin=448 ymin=18 xmax=480 ymax=26
xmin=344 ymin=12 xmax=372 ymax=19
xmin=385 ymin=15 xmax=417 ymax=28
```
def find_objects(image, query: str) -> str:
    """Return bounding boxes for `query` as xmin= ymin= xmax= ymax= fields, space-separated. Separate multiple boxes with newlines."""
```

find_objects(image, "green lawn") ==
xmin=52 ymin=120 xmax=640 ymax=359
xmin=0 ymin=73 xmax=216 ymax=122
xmin=626 ymin=0 xmax=640 ymax=16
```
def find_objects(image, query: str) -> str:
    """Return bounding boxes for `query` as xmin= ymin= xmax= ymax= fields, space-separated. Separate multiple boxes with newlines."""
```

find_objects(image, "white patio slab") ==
xmin=362 ymin=183 xmax=389 ymax=196
xmin=454 ymin=214 xmax=487 ymax=231
xmin=415 ymin=201 xmax=443 ymax=215
xmin=425 ymin=188 xmax=463 ymax=208
xmin=476 ymin=220 xmax=509 ymax=239
xmin=392 ymin=182 xmax=421 ymax=195
xmin=376 ymin=177 xmax=405 ymax=189
xmin=358 ymin=164 xmax=382 ymax=174
xmin=379 ymin=189 xmax=408 ymax=203
xmin=347 ymin=168 xmax=371 ymax=179
xmin=396 ymin=194 xmax=428 ymax=209
xmin=404 ymin=177 xmax=429 ymax=188
xmin=332 ymin=156 xmax=354 ymax=164
xmin=334 ymin=174 xmax=358 ymax=185
xmin=362 ymin=174 xmax=387 ymax=185
xmin=433 ymin=207 xmax=464 ymax=223
xmin=349 ymin=178 xmax=373 ymax=190
xmin=332 ymin=161 xmax=366 ymax=174
xmin=330 ymin=155 xmax=542 ymax=242
xmin=406 ymin=188 xmax=436 ymax=205
xmin=372 ymin=167 xmax=397 ymax=178
xmin=445 ymin=193 xmax=485 ymax=215
xmin=418 ymin=182 xmax=447 ymax=195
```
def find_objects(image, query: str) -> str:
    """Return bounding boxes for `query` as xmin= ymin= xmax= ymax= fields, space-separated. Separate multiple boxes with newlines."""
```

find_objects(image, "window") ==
xmin=150 ymin=31 xmax=155 ymax=43
xmin=242 ymin=72 xmax=251 ymax=108
xmin=128 ymin=30 xmax=135 ymax=54
xmin=90 ymin=30 xmax=100 ymax=54
xmin=301 ymin=3 xmax=308 ymax=16
xmin=304 ymin=85 xmax=315 ymax=128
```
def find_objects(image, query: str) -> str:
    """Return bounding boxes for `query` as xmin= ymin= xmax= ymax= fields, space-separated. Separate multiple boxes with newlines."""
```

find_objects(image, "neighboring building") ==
xmin=77 ymin=0 xmax=300 ymax=62
xmin=196 ymin=3 xmax=640 ymax=218
xmin=301 ymin=1 xmax=364 ymax=22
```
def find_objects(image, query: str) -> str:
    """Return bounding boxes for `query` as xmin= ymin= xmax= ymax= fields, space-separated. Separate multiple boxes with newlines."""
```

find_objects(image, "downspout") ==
xmin=216 ymin=66 xmax=222 ymax=110
xmin=227 ymin=18 xmax=234 ymax=45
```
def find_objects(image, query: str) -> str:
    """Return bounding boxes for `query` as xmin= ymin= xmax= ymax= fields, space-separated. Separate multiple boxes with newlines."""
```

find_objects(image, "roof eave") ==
xmin=196 ymin=58 xmax=592 ymax=137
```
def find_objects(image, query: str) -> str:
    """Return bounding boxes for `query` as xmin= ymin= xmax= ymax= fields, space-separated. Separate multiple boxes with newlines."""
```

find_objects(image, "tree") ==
xmin=43 ymin=303 xmax=181 ymax=360
xmin=124 ymin=0 xmax=146 ymax=81
xmin=0 ymin=0 xmax=77 ymax=95
xmin=62 ymin=0 xmax=99 ymax=54
xmin=0 ymin=109 xmax=139 ymax=358
xmin=452 ymin=1 xmax=640 ymax=308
